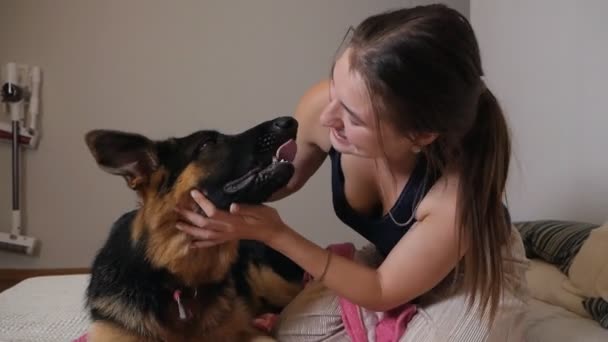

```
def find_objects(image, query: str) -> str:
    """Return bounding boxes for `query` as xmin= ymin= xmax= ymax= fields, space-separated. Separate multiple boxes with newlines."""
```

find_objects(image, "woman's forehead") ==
xmin=332 ymin=49 xmax=373 ymax=122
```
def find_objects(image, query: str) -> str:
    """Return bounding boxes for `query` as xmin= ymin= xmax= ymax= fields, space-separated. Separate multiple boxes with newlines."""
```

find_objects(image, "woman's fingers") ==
xmin=190 ymin=190 xmax=220 ymax=218
xmin=229 ymin=203 xmax=266 ymax=218
xmin=175 ymin=207 xmax=208 ymax=228
xmin=175 ymin=206 xmax=232 ymax=231
xmin=176 ymin=223 xmax=222 ymax=240
xmin=190 ymin=239 xmax=228 ymax=249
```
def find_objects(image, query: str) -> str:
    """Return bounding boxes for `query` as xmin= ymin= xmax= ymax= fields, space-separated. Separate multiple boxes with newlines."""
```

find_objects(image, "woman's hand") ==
xmin=175 ymin=190 xmax=290 ymax=248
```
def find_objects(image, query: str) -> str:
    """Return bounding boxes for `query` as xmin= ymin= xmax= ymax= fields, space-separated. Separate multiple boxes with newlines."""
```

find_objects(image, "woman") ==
xmin=176 ymin=4 xmax=528 ymax=341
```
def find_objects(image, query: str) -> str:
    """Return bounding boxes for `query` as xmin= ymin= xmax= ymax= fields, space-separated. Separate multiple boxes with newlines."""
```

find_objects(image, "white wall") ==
xmin=471 ymin=1 xmax=607 ymax=224
xmin=0 ymin=0 xmax=469 ymax=268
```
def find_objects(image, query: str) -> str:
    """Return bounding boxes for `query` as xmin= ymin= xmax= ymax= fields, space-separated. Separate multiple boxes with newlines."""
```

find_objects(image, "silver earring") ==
xmin=412 ymin=146 xmax=421 ymax=154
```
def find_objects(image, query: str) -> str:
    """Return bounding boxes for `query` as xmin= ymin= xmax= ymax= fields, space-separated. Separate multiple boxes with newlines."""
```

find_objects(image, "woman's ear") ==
xmin=409 ymin=132 xmax=439 ymax=152
xmin=416 ymin=132 xmax=440 ymax=146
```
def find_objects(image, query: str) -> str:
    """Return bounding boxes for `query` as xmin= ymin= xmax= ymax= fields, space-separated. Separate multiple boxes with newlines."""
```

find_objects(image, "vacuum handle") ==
xmin=12 ymin=121 xmax=20 ymax=213
xmin=4 ymin=63 xmax=23 ymax=235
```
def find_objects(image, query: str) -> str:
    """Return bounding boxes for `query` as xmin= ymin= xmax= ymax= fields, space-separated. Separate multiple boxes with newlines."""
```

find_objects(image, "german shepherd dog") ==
xmin=84 ymin=116 xmax=304 ymax=341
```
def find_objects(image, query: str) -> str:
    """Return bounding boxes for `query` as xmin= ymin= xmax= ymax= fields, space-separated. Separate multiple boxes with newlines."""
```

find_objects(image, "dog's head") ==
xmin=85 ymin=116 xmax=298 ymax=210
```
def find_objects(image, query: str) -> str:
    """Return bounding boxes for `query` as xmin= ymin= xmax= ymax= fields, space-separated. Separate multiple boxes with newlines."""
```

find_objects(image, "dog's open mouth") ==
xmin=222 ymin=139 xmax=297 ymax=195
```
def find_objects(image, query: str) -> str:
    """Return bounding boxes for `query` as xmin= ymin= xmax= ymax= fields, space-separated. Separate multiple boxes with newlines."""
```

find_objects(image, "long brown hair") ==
xmin=347 ymin=4 xmax=512 ymax=321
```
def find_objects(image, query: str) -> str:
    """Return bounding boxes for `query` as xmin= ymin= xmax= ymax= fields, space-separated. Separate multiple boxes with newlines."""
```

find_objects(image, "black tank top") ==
xmin=329 ymin=147 xmax=440 ymax=257
xmin=328 ymin=148 xmax=512 ymax=257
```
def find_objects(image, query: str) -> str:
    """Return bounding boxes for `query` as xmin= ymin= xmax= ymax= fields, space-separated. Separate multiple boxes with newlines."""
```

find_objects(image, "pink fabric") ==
xmin=72 ymin=333 xmax=87 ymax=342
xmin=320 ymin=243 xmax=417 ymax=342
xmin=322 ymin=243 xmax=369 ymax=342
xmin=340 ymin=298 xmax=369 ymax=342
xmin=373 ymin=304 xmax=417 ymax=341
xmin=253 ymin=312 xmax=279 ymax=333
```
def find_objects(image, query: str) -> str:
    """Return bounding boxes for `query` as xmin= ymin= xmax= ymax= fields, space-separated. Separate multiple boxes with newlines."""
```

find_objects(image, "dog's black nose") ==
xmin=273 ymin=117 xmax=296 ymax=130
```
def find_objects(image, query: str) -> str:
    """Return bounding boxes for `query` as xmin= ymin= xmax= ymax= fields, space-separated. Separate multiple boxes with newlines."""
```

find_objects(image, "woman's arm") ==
xmin=178 ymin=174 xmax=467 ymax=312
xmin=266 ymin=187 xmax=465 ymax=311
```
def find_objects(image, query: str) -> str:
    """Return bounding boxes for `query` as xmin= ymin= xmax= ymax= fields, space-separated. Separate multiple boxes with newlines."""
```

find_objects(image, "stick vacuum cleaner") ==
xmin=0 ymin=62 xmax=39 ymax=255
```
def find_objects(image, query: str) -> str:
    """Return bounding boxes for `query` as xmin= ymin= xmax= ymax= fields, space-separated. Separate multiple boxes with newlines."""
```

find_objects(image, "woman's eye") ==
xmin=348 ymin=115 xmax=362 ymax=127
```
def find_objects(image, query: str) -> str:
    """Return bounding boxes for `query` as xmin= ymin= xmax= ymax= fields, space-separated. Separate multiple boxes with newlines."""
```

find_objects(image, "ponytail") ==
xmin=457 ymin=86 xmax=512 ymax=322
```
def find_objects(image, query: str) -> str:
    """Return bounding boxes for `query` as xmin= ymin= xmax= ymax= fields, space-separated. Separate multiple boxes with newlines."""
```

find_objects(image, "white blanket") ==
xmin=0 ymin=274 xmax=90 ymax=342
xmin=1 ymin=267 xmax=606 ymax=342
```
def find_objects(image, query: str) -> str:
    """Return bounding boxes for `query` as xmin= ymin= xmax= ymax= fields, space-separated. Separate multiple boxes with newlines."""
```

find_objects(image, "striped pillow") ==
xmin=514 ymin=220 xmax=599 ymax=273
xmin=583 ymin=297 xmax=608 ymax=328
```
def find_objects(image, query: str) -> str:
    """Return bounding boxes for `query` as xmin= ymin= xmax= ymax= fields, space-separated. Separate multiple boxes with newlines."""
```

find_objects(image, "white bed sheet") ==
xmin=1 ymin=274 xmax=607 ymax=342
xmin=0 ymin=274 xmax=90 ymax=342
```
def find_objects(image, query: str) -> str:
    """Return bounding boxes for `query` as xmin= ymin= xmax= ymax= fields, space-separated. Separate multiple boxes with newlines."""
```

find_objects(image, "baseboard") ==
xmin=0 ymin=268 xmax=89 ymax=292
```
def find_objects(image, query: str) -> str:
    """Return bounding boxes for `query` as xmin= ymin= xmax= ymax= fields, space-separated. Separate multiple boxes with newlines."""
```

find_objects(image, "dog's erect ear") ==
xmin=85 ymin=129 xmax=159 ymax=190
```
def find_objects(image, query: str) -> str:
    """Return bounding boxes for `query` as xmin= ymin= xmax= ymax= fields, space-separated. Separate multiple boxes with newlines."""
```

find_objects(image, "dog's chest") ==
xmin=161 ymin=283 xmax=237 ymax=333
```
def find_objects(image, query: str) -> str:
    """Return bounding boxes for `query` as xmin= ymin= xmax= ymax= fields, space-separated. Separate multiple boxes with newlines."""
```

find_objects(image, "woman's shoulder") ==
xmin=416 ymin=169 xmax=461 ymax=226
xmin=293 ymin=80 xmax=331 ymax=152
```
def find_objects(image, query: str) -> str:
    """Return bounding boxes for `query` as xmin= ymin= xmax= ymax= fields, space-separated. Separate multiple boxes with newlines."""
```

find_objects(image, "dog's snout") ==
xmin=272 ymin=117 xmax=296 ymax=131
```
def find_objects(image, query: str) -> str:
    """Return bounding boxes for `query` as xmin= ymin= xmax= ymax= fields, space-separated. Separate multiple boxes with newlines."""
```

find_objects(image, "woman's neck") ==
xmin=377 ymin=150 xmax=419 ymax=179
xmin=374 ymin=152 xmax=420 ymax=210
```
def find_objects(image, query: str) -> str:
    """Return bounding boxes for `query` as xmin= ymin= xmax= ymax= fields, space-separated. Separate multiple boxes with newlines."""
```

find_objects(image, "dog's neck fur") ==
xmin=133 ymin=209 xmax=239 ymax=287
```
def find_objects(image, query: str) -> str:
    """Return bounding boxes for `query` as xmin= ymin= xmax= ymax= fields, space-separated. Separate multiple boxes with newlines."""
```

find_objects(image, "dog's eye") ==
xmin=198 ymin=138 xmax=216 ymax=152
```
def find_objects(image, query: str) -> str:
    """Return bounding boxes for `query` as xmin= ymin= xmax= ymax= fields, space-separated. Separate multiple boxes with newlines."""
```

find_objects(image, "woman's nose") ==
xmin=320 ymin=102 xmax=342 ymax=128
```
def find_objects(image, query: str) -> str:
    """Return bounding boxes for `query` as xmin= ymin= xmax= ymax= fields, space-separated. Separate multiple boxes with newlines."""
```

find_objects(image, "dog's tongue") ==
xmin=276 ymin=139 xmax=297 ymax=162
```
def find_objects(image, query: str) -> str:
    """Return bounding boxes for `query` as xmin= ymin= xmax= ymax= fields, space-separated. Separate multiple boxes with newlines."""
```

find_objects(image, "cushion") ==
xmin=565 ymin=223 xmax=608 ymax=328
xmin=584 ymin=297 xmax=608 ymax=329
xmin=515 ymin=219 xmax=608 ymax=329
xmin=525 ymin=258 xmax=589 ymax=317
xmin=514 ymin=220 xmax=599 ymax=273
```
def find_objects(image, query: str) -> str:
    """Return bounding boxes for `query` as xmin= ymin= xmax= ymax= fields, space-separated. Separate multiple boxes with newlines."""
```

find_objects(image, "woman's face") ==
xmin=320 ymin=48 xmax=412 ymax=159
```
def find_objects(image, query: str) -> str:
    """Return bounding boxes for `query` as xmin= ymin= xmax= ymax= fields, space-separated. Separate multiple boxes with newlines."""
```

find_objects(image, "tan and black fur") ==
xmin=84 ymin=117 xmax=304 ymax=341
